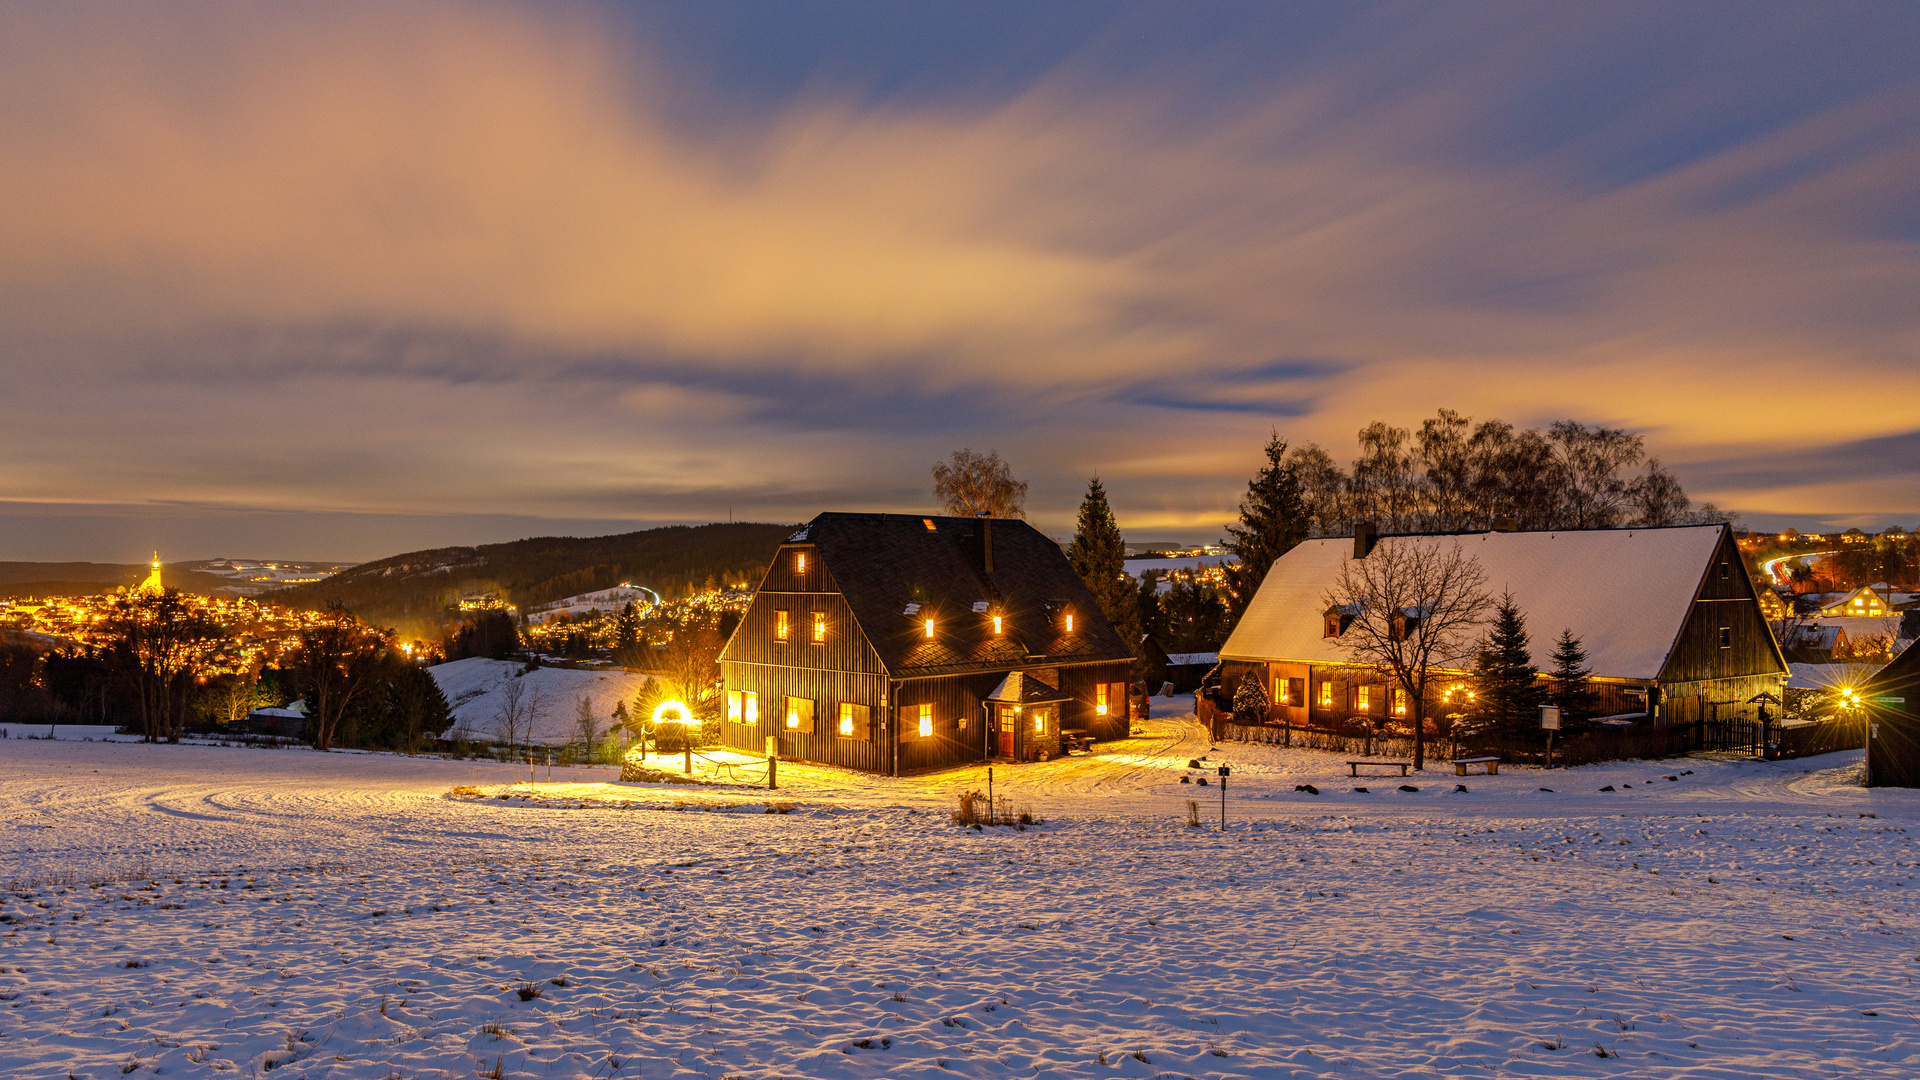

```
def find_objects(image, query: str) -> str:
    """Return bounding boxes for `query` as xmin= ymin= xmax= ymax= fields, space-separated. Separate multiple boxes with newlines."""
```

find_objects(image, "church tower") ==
xmin=140 ymin=552 xmax=164 ymax=594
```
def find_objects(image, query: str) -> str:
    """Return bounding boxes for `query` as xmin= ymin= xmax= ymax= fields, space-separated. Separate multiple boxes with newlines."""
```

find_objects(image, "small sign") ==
xmin=1217 ymin=766 xmax=1231 ymax=778
xmin=1539 ymin=705 xmax=1561 ymax=731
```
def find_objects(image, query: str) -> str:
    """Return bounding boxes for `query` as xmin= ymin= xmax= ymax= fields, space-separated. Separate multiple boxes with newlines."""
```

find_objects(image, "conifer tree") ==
xmin=1230 ymin=671 xmax=1270 ymax=722
xmin=1474 ymin=593 xmax=1539 ymax=737
xmin=1548 ymin=629 xmax=1597 ymax=723
xmin=1223 ymin=432 xmax=1310 ymax=623
xmin=1068 ymin=477 xmax=1141 ymax=667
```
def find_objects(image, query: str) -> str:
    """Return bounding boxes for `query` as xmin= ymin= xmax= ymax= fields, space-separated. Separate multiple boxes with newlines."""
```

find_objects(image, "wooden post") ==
xmin=768 ymin=755 xmax=777 ymax=790
xmin=987 ymin=766 xmax=994 ymax=826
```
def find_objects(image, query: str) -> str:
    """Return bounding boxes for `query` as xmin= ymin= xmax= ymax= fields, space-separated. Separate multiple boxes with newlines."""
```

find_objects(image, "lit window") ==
xmin=1034 ymin=711 xmax=1045 ymax=734
xmin=923 ymin=518 xmax=936 ymax=531
xmin=924 ymin=618 xmax=935 ymax=639
xmin=1065 ymin=613 xmax=1074 ymax=632
xmin=742 ymin=691 xmax=758 ymax=725
xmin=837 ymin=702 xmax=869 ymax=739
xmin=992 ymin=615 xmax=1003 ymax=634
xmin=795 ymin=551 xmax=807 ymax=573
xmin=784 ymin=696 xmax=813 ymax=732
xmin=727 ymin=690 xmax=742 ymax=722
xmin=1356 ymin=685 xmax=1371 ymax=711
xmin=1274 ymin=677 xmax=1289 ymax=706
xmin=918 ymin=703 xmax=933 ymax=738
xmin=774 ymin=610 xmax=789 ymax=642
xmin=811 ymin=612 xmax=826 ymax=643
xmin=1096 ymin=683 xmax=1109 ymax=715
xmin=1393 ymin=688 xmax=1408 ymax=715
xmin=1319 ymin=682 xmax=1333 ymax=707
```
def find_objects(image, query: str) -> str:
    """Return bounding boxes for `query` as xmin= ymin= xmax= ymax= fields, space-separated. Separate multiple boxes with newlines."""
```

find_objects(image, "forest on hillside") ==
xmin=274 ymin=522 xmax=797 ymax=637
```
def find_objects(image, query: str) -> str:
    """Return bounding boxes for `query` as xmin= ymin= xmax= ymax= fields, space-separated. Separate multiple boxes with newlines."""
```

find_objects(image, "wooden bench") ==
xmin=1452 ymin=756 xmax=1500 ymax=776
xmin=1346 ymin=760 xmax=1412 ymax=777
xmin=1060 ymin=728 xmax=1095 ymax=753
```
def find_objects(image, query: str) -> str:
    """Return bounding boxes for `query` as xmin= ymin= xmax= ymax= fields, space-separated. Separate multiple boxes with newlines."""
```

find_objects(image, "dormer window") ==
xmin=1065 ymin=612 xmax=1074 ymax=632
xmin=924 ymin=618 xmax=935 ymax=639
xmin=1324 ymin=614 xmax=1342 ymax=638
xmin=992 ymin=615 xmax=1003 ymax=634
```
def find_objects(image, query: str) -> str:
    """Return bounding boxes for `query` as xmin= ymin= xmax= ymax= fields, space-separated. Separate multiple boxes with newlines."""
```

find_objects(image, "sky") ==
xmin=2 ymin=1 xmax=1916 ymax=562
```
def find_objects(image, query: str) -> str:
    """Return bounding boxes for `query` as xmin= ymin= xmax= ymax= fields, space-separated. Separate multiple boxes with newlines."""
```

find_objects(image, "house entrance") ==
xmin=996 ymin=705 xmax=1018 ymax=758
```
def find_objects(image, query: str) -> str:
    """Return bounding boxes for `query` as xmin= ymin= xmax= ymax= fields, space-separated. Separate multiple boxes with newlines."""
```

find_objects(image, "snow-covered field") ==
xmin=3 ymin=702 xmax=1918 ymax=1079
xmin=431 ymin=658 xmax=656 ymax=745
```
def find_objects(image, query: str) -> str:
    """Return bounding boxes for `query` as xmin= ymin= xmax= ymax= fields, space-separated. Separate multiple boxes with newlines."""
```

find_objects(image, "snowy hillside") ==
xmin=2 ymin=704 xmax=1917 ymax=1078
xmin=430 ymin=657 xmax=657 ymax=744
xmin=525 ymin=585 xmax=654 ymax=624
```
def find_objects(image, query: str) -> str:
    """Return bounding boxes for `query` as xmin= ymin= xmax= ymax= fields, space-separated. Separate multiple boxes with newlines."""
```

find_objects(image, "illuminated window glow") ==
xmin=774 ymin=610 xmax=789 ymax=642
xmin=795 ymin=551 xmax=807 ymax=573
xmin=1393 ymin=688 xmax=1408 ymax=715
xmin=742 ymin=691 xmax=758 ymax=724
xmin=1356 ymin=685 xmax=1371 ymax=711
xmin=1034 ymin=712 xmax=1045 ymax=734
xmin=992 ymin=615 xmax=1003 ymax=634
xmin=1319 ymin=682 xmax=1333 ymax=707
xmin=811 ymin=612 xmax=826 ymax=643
xmin=924 ymin=618 xmax=935 ymax=638
xmin=917 ymin=703 xmax=933 ymax=738
xmin=839 ymin=707 xmax=853 ymax=736
xmin=1096 ymin=683 xmax=1109 ymax=715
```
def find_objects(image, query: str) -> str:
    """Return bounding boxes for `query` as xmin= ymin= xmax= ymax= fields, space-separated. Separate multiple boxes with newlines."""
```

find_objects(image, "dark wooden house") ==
xmin=716 ymin=513 xmax=1135 ymax=775
xmin=1215 ymin=523 xmax=1788 ymax=743
xmin=1861 ymin=641 xmax=1920 ymax=788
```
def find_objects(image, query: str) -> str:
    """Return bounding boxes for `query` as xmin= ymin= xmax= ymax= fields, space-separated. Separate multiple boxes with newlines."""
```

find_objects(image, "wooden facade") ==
xmin=717 ymin=513 xmax=1135 ymax=775
xmin=1861 ymin=635 xmax=1920 ymax=788
xmin=1214 ymin=524 xmax=1788 ymax=741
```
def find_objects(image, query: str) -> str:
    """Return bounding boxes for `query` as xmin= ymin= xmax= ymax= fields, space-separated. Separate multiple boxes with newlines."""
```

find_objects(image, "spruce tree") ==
xmin=1068 ymin=477 xmax=1142 ymax=667
xmin=1474 ymin=593 xmax=1539 ymax=738
xmin=1230 ymin=672 xmax=1270 ymax=723
xmin=1548 ymin=629 xmax=1597 ymax=723
xmin=1222 ymin=432 xmax=1310 ymax=623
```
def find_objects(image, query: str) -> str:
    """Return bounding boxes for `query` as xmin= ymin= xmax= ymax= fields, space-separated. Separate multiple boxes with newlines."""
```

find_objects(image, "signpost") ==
xmin=1539 ymin=705 xmax=1561 ymax=769
xmin=1217 ymin=765 xmax=1230 ymax=830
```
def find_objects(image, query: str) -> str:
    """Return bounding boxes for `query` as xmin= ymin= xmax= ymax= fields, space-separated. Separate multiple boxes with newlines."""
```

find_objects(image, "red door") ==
xmin=997 ymin=705 xmax=1017 ymax=758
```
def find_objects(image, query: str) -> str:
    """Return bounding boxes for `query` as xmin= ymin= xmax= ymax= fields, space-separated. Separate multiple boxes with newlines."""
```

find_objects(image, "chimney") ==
xmin=976 ymin=511 xmax=993 ymax=573
xmin=1491 ymin=515 xmax=1517 ymax=533
xmin=1353 ymin=522 xmax=1378 ymax=559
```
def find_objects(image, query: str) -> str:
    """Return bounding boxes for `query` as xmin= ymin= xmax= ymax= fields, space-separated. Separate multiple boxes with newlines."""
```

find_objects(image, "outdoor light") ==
xmin=652 ymin=700 xmax=696 ymax=726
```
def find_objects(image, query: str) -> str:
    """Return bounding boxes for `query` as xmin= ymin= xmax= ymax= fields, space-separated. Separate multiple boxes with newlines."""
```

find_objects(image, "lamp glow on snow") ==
xmin=651 ymin=700 xmax=696 ymax=726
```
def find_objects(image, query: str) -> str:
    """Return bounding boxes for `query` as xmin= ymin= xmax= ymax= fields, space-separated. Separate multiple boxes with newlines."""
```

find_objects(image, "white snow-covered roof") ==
xmin=1221 ymin=525 xmax=1729 ymax=681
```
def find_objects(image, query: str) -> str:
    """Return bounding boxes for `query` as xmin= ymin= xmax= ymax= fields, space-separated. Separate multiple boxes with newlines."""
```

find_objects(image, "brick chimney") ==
xmin=1353 ymin=522 xmax=1378 ymax=559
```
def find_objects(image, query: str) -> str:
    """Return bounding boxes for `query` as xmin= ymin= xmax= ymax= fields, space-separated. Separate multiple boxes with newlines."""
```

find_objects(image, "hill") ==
xmin=274 ymin=522 xmax=797 ymax=636
xmin=0 ymin=562 xmax=244 ymax=599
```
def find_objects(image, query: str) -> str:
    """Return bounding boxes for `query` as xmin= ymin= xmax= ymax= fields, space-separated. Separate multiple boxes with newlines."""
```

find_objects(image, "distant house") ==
xmin=236 ymin=705 xmax=306 ymax=739
xmin=1781 ymin=623 xmax=1848 ymax=664
xmin=1755 ymin=588 xmax=1788 ymax=621
xmin=716 ymin=513 xmax=1135 ymax=774
xmin=1216 ymin=523 xmax=1787 ymax=740
xmin=1819 ymin=585 xmax=1892 ymax=618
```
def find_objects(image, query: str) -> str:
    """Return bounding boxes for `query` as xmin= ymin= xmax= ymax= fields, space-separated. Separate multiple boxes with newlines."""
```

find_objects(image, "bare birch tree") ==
xmin=494 ymin=677 xmax=529 ymax=751
xmin=574 ymin=694 xmax=599 ymax=762
xmin=932 ymin=448 xmax=1028 ymax=518
xmin=1324 ymin=539 xmax=1490 ymax=770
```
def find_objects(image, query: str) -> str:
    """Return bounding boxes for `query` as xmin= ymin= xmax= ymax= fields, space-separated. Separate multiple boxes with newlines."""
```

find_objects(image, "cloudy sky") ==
xmin=2 ymin=2 xmax=1916 ymax=561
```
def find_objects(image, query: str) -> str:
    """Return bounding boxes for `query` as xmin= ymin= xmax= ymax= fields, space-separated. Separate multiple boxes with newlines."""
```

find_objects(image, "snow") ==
xmin=2 ymin=697 xmax=1919 ymax=1078
xmin=1224 ymin=526 xmax=1732 ymax=679
xmin=429 ymin=658 xmax=657 ymax=745
xmin=525 ymin=586 xmax=654 ymax=624
xmin=1124 ymin=554 xmax=1238 ymax=581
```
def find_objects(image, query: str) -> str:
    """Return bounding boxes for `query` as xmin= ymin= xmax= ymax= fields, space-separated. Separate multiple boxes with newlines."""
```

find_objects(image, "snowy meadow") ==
xmin=2 ymin=708 xmax=1918 ymax=1079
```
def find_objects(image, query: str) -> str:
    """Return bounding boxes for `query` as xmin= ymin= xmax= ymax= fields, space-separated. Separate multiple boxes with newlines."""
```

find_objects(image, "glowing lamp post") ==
xmin=652 ymin=700 xmax=697 ymax=775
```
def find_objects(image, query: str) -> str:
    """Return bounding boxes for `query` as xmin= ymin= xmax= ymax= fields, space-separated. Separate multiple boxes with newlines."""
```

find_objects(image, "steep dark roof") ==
xmin=796 ymin=512 xmax=1134 ymax=678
